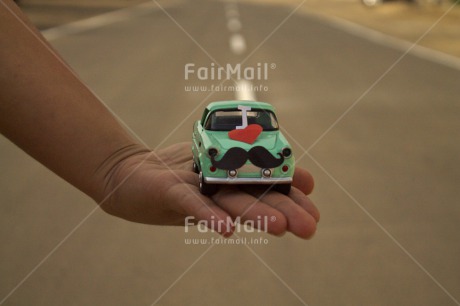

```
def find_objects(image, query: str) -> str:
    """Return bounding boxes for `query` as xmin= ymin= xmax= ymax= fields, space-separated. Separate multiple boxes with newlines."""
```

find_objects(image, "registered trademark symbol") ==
xmin=270 ymin=63 xmax=276 ymax=69
xmin=270 ymin=216 xmax=277 ymax=222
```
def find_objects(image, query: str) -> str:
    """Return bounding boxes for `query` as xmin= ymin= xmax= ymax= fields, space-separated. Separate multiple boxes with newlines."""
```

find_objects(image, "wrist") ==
xmin=92 ymin=143 xmax=151 ymax=203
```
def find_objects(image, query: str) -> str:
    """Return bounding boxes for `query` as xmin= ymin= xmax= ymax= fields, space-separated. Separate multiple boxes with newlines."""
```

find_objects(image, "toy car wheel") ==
xmin=192 ymin=161 xmax=199 ymax=174
xmin=199 ymin=171 xmax=218 ymax=196
xmin=273 ymin=184 xmax=291 ymax=195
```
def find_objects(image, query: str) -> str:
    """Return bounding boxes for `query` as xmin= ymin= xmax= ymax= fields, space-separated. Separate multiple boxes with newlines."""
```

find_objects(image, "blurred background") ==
xmin=1 ymin=0 xmax=459 ymax=305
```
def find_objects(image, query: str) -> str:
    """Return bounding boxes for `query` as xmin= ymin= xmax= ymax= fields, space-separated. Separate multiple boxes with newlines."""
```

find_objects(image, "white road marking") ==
xmin=235 ymin=79 xmax=257 ymax=101
xmin=223 ymin=1 xmax=256 ymax=100
xmin=227 ymin=18 xmax=242 ymax=32
xmin=229 ymin=33 xmax=246 ymax=55
xmin=42 ymin=2 xmax=157 ymax=41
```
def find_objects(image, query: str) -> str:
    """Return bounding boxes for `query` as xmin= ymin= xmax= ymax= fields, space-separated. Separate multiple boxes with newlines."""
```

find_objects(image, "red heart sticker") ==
xmin=228 ymin=124 xmax=263 ymax=144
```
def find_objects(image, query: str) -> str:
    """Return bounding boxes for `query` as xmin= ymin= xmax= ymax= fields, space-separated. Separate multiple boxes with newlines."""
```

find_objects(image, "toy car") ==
xmin=192 ymin=100 xmax=295 ymax=195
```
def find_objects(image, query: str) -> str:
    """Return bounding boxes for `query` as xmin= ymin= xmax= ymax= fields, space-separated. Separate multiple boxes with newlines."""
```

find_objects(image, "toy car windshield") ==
xmin=204 ymin=108 xmax=279 ymax=131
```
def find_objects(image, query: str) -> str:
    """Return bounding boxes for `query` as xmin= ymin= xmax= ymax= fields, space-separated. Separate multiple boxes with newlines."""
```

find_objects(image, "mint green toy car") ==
xmin=192 ymin=101 xmax=294 ymax=195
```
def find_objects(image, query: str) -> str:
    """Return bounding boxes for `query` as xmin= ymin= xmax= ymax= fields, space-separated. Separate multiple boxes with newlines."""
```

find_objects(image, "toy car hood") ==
xmin=208 ymin=130 xmax=279 ymax=150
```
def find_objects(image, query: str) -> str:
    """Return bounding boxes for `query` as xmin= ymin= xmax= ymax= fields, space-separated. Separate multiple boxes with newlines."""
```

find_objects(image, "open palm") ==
xmin=100 ymin=142 xmax=320 ymax=239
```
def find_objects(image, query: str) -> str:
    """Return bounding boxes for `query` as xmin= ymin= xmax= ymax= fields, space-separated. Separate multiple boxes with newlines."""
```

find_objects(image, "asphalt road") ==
xmin=1 ymin=0 xmax=460 ymax=305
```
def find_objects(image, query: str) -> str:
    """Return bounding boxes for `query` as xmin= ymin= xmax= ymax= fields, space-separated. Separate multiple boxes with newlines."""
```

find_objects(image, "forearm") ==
xmin=0 ymin=1 xmax=149 ymax=201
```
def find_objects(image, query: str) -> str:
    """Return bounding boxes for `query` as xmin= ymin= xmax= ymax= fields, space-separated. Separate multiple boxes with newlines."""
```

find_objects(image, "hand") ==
xmin=100 ymin=142 xmax=320 ymax=239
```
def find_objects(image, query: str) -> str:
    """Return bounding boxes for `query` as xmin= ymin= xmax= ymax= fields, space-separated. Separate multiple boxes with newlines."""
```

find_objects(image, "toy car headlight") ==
xmin=208 ymin=148 xmax=218 ymax=157
xmin=262 ymin=168 xmax=272 ymax=178
xmin=281 ymin=147 xmax=292 ymax=158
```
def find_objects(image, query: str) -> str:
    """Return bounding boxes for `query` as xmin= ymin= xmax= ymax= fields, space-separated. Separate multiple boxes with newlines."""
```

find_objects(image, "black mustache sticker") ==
xmin=248 ymin=146 xmax=284 ymax=168
xmin=210 ymin=146 xmax=284 ymax=170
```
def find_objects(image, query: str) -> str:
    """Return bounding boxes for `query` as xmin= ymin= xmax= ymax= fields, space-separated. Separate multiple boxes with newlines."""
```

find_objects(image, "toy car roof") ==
xmin=206 ymin=100 xmax=276 ymax=113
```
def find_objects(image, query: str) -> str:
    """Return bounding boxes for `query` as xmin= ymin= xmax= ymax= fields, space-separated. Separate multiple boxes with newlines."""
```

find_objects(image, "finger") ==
xmin=246 ymin=187 xmax=317 ymax=239
xmin=289 ymin=187 xmax=320 ymax=222
xmin=212 ymin=186 xmax=288 ymax=236
xmin=293 ymin=167 xmax=314 ymax=195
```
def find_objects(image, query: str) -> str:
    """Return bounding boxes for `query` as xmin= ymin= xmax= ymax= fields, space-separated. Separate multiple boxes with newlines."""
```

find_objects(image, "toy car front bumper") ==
xmin=203 ymin=177 xmax=292 ymax=184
